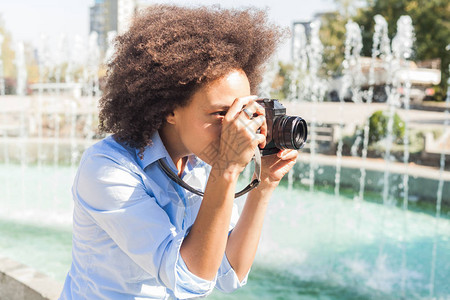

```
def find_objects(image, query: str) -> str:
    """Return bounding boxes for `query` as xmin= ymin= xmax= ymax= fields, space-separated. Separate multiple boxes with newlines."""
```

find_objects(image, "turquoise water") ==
xmin=0 ymin=163 xmax=449 ymax=299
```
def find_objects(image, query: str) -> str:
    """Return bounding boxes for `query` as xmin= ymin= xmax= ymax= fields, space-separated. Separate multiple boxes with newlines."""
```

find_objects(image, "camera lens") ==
xmin=273 ymin=116 xmax=308 ymax=150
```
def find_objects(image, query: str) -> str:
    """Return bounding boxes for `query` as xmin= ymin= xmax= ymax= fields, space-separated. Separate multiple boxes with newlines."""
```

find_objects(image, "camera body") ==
xmin=256 ymin=98 xmax=308 ymax=156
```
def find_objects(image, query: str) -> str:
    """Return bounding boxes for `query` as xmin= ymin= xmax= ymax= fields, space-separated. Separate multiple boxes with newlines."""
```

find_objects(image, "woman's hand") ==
xmin=257 ymin=149 xmax=298 ymax=187
xmin=215 ymin=96 xmax=267 ymax=175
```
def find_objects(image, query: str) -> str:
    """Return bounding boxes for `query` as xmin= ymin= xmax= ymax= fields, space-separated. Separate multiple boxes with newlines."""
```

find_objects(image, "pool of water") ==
xmin=0 ymin=163 xmax=449 ymax=299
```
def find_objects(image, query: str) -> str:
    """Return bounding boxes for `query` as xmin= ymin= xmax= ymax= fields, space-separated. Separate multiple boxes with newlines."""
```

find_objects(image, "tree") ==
xmin=335 ymin=0 xmax=367 ymax=19
xmin=354 ymin=0 xmax=450 ymax=100
xmin=0 ymin=15 xmax=16 ymax=80
xmin=0 ymin=16 xmax=41 ymax=93
xmin=271 ymin=61 xmax=293 ymax=101
xmin=318 ymin=0 xmax=367 ymax=76
xmin=319 ymin=11 xmax=348 ymax=76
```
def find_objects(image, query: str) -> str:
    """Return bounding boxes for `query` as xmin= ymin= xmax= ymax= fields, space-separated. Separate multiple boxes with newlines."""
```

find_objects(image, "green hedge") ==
xmin=368 ymin=110 xmax=405 ymax=144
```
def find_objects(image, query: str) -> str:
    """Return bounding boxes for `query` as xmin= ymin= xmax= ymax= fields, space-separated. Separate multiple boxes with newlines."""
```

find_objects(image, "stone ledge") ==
xmin=0 ymin=255 xmax=62 ymax=300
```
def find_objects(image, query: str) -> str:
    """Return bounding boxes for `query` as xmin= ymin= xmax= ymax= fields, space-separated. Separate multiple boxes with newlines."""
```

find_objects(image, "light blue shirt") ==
xmin=60 ymin=131 xmax=247 ymax=299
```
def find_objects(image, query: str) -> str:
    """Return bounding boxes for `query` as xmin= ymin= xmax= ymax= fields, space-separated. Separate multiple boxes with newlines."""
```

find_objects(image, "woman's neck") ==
xmin=158 ymin=126 xmax=189 ymax=175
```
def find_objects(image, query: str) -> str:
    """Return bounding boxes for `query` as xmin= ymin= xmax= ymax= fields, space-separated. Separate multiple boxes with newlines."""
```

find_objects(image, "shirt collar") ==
xmin=137 ymin=131 xmax=200 ymax=172
xmin=137 ymin=130 xmax=171 ymax=170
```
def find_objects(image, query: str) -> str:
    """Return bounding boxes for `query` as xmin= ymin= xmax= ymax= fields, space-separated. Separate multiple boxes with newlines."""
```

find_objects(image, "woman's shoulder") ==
xmin=80 ymin=135 xmax=141 ymax=171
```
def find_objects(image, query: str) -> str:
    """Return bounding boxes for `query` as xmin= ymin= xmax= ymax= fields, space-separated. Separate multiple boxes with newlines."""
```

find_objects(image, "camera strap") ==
xmin=157 ymin=147 xmax=261 ymax=198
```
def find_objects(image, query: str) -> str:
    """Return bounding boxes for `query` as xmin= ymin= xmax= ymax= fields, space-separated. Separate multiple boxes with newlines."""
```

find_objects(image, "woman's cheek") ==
xmin=195 ymin=122 xmax=220 ymax=150
xmin=212 ymin=123 xmax=223 ymax=140
xmin=203 ymin=119 xmax=222 ymax=137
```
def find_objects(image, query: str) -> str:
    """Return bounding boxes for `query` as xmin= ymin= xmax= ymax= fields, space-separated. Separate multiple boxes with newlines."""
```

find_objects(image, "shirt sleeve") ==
xmin=74 ymin=153 xmax=215 ymax=298
xmin=214 ymin=252 xmax=248 ymax=293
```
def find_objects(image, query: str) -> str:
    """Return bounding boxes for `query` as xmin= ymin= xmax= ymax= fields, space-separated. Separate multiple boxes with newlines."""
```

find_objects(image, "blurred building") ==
xmin=90 ymin=0 xmax=137 ymax=52
xmin=291 ymin=21 xmax=311 ymax=61
xmin=291 ymin=12 xmax=333 ymax=61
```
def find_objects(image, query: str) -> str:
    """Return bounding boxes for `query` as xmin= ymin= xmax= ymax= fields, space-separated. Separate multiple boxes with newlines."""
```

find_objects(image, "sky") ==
xmin=0 ymin=0 xmax=337 ymax=60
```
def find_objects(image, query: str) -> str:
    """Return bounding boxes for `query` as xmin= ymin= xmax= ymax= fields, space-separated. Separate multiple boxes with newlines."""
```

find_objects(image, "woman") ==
xmin=60 ymin=5 xmax=297 ymax=299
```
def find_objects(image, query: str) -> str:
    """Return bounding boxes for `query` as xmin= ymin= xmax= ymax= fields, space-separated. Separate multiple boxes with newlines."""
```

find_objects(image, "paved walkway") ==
xmin=281 ymin=101 xmax=450 ymax=181
xmin=299 ymin=153 xmax=450 ymax=181
xmin=283 ymin=101 xmax=449 ymax=130
xmin=284 ymin=101 xmax=450 ymax=155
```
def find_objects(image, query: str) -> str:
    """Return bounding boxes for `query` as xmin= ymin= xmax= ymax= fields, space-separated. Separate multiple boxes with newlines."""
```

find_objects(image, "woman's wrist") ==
xmin=246 ymin=177 xmax=277 ymax=207
xmin=252 ymin=174 xmax=280 ymax=190
xmin=258 ymin=180 xmax=279 ymax=192
xmin=209 ymin=164 xmax=241 ymax=183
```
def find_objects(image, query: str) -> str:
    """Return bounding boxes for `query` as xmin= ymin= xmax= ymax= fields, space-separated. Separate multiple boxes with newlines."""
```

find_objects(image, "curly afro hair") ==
xmin=99 ymin=4 xmax=287 ymax=152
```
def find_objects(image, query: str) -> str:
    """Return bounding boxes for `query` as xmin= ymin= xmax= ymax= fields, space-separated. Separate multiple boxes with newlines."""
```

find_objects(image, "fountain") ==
xmin=0 ymin=33 xmax=5 ymax=96
xmin=335 ymin=19 xmax=364 ymax=197
xmin=289 ymin=20 xmax=329 ymax=192
xmin=0 ymin=14 xmax=449 ymax=300
xmin=261 ymin=13 xmax=449 ymax=299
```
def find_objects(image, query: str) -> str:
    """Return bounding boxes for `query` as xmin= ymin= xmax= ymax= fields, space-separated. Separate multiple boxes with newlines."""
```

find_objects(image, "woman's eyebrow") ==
xmin=209 ymin=105 xmax=230 ymax=110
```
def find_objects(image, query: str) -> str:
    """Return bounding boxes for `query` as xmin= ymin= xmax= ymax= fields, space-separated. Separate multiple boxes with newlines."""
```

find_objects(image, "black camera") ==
xmin=256 ymin=98 xmax=308 ymax=156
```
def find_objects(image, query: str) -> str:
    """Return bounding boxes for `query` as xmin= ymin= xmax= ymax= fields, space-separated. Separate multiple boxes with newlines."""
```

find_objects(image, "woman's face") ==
xmin=168 ymin=69 xmax=251 ymax=164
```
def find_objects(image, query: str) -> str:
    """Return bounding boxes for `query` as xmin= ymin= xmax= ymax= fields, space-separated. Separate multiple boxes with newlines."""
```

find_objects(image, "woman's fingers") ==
xmin=237 ymin=99 xmax=267 ymax=146
xmin=223 ymin=96 xmax=267 ymax=146
xmin=243 ymin=115 xmax=265 ymax=132
xmin=225 ymin=95 xmax=258 ymax=121
xmin=277 ymin=149 xmax=298 ymax=161
xmin=254 ymin=133 xmax=266 ymax=148
xmin=243 ymin=115 xmax=267 ymax=148
xmin=238 ymin=101 xmax=265 ymax=121
xmin=219 ymin=96 xmax=270 ymax=169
